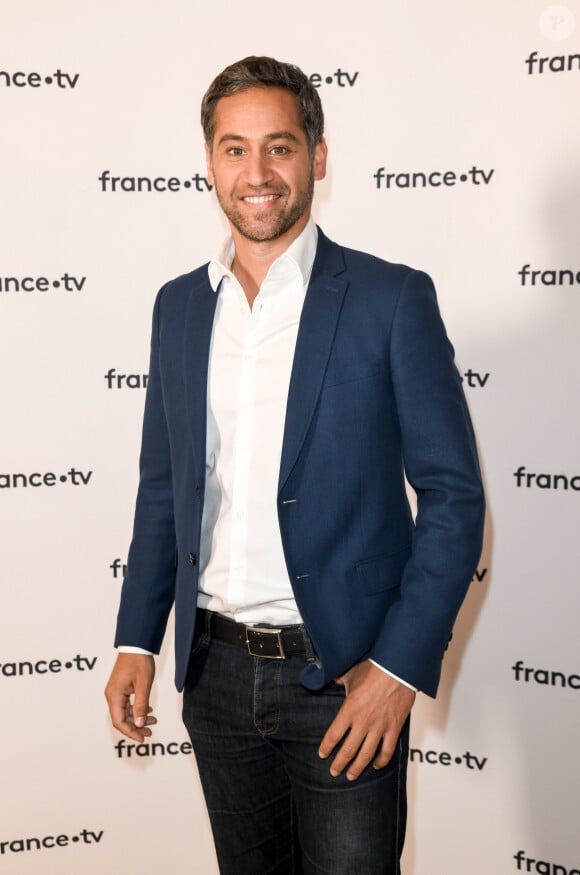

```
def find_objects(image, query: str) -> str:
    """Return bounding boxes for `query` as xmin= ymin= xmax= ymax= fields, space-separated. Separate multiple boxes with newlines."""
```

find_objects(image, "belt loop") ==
xmin=204 ymin=608 xmax=212 ymax=637
xmin=300 ymin=625 xmax=317 ymax=663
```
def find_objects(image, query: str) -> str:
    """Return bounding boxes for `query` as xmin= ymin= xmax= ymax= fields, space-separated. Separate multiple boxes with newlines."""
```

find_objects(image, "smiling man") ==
xmin=105 ymin=56 xmax=485 ymax=874
xmin=208 ymin=88 xmax=321 ymax=246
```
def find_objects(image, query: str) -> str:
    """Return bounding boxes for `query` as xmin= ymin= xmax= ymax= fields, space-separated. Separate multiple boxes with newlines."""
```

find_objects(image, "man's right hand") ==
xmin=104 ymin=653 xmax=157 ymax=742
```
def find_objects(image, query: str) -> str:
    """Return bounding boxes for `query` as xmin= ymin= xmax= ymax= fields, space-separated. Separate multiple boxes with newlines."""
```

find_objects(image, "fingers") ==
xmin=342 ymin=731 xmax=386 ymax=781
xmin=372 ymin=734 xmax=398 ymax=770
xmin=113 ymin=702 xmax=154 ymax=743
xmin=106 ymin=686 xmax=136 ymax=739
xmin=108 ymin=695 xmax=155 ymax=742
xmin=125 ymin=703 xmax=158 ymax=736
xmin=318 ymin=707 xmax=350 ymax=762
xmin=104 ymin=653 xmax=156 ymax=742
xmin=133 ymin=687 xmax=153 ymax=729
xmin=319 ymin=708 xmax=389 ymax=781
xmin=330 ymin=727 xmax=382 ymax=781
xmin=318 ymin=661 xmax=415 ymax=781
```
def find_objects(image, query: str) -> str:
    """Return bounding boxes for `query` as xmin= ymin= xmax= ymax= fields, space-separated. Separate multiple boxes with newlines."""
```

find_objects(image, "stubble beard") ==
xmin=214 ymin=171 xmax=315 ymax=243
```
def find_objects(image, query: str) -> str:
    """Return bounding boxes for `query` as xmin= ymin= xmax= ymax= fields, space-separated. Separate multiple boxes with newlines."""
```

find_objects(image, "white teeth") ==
xmin=243 ymin=195 xmax=278 ymax=203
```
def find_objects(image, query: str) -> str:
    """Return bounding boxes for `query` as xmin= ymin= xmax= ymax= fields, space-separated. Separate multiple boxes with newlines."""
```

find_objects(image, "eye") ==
xmin=270 ymin=145 xmax=290 ymax=155
xmin=227 ymin=147 xmax=245 ymax=157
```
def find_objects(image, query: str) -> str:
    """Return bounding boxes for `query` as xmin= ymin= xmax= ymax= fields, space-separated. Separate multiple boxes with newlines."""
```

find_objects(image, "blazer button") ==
xmin=188 ymin=552 xmax=197 ymax=566
xmin=194 ymin=484 xmax=201 ymax=497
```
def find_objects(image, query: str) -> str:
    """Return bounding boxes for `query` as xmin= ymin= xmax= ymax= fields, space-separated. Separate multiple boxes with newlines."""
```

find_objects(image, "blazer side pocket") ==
xmin=323 ymin=358 xmax=382 ymax=389
xmin=356 ymin=546 xmax=411 ymax=595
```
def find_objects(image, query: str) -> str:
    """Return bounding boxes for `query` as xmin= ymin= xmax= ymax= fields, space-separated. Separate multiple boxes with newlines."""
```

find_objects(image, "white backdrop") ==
xmin=1 ymin=1 xmax=579 ymax=872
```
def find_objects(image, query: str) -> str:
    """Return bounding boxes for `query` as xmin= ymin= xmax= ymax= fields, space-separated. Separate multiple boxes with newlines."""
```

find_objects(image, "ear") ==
xmin=204 ymin=142 xmax=214 ymax=185
xmin=313 ymin=137 xmax=328 ymax=182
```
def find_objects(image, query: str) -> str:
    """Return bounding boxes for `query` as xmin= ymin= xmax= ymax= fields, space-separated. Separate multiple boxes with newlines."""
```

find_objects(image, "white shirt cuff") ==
xmin=117 ymin=645 xmax=154 ymax=655
xmin=369 ymin=659 xmax=417 ymax=692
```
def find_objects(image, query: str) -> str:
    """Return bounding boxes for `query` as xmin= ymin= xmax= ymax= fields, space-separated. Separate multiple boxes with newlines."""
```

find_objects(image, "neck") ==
xmin=230 ymin=214 xmax=310 ymax=309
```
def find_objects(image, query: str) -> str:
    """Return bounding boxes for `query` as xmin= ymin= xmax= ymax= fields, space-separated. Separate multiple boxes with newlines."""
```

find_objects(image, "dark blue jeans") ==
xmin=182 ymin=620 xmax=409 ymax=875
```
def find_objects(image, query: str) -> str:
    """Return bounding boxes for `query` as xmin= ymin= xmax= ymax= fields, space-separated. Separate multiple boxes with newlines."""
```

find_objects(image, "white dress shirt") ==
xmin=197 ymin=219 xmax=317 ymax=624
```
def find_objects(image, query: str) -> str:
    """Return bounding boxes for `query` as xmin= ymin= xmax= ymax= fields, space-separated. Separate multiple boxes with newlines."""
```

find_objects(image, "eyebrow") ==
xmin=216 ymin=131 xmax=302 ymax=147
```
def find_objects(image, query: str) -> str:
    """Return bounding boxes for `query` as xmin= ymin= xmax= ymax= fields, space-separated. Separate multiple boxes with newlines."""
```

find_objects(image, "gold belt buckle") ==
xmin=245 ymin=626 xmax=286 ymax=659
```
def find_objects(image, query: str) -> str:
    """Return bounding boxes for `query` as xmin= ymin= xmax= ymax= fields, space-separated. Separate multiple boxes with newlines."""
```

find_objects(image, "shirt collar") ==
xmin=208 ymin=218 xmax=318 ymax=293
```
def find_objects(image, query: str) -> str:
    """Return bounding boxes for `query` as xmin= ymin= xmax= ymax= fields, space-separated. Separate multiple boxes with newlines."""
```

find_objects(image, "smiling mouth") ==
xmin=241 ymin=194 xmax=281 ymax=204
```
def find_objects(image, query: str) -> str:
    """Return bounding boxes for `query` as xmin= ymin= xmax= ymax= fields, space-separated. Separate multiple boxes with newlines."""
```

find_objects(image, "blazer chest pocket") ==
xmin=323 ymin=358 xmax=382 ymax=389
xmin=356 ymin=546 xmax=411 ymax=595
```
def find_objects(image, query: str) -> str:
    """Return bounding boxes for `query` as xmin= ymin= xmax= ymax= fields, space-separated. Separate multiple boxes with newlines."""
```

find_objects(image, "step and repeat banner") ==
xmin=1 ymin=1 xmax=578 ymax=872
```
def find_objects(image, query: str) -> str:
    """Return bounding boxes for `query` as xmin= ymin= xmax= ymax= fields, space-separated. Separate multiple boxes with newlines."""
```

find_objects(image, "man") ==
xmin=105 ymin=56 xmax=485 ymax=874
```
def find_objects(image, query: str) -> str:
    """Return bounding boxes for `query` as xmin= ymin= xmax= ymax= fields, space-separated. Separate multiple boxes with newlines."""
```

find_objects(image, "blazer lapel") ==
xmin=183 ymin=271 xmax=219 ymax=484
xmin=278 ymin=231 xmax=348 ymax=492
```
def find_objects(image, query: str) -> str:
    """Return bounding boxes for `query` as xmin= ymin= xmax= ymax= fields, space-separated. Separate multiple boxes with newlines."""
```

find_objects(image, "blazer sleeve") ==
xmin=114 ymin=284 xmax=178 ymax=653
xmin=367 ymin=269 xmax=485 ymax=696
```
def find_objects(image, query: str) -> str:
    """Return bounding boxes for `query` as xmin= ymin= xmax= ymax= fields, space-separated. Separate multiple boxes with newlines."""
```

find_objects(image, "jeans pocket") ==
xmin=325 ymin=679 xmax=347 ymax=697
xmin=190 ymin=628 xmax=209 ymax=658
xmin=183 ymin=628 xmax=210 ymax=694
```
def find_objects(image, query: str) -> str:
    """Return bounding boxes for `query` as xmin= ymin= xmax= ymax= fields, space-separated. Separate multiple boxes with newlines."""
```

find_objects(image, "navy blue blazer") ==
xmin=115 ymin=228 xmax=485 ymax=697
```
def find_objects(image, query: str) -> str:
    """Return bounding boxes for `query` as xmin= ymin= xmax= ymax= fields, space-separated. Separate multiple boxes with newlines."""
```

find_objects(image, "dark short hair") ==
xmin=201 ymin=56 xmax=324 ymax=154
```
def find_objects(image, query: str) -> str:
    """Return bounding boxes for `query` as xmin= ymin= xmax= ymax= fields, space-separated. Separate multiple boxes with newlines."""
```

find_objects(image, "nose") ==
xmin=243 ymin=150 xmax=274 ymax=187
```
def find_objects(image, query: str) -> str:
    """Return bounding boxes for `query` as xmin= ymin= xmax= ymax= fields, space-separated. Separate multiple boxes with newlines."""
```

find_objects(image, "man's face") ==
xmin=206 ymin=87 xmax=327 ymax=245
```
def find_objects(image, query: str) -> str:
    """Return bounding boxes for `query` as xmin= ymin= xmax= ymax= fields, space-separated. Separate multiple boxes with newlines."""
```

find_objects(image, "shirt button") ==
xmin=188 ymin=552 xmax=197 ymax=566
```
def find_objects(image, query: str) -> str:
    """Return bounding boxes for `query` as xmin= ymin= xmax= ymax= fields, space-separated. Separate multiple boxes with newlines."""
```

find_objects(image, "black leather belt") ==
xmin=197 ymin=609 xmax=306 ymax=659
